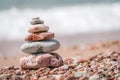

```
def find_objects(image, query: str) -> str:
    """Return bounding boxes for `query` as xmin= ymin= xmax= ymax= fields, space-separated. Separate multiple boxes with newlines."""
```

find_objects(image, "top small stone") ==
xmin=32 ymin=17 xmax=40 ymax=20
xmin=31 ymin=17 xmax=44 ymax=25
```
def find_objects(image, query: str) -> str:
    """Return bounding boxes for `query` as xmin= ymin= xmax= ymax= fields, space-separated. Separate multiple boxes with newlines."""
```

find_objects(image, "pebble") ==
xmin=0 ymin=74 xmax=10 ymax=79
xmin=39 ymin=76 xmax=49 ymax=80
xmin=20 ymin=53 xmax=63 ymax=69
xmin=75 ymin=64 xmax=82 ymax=69
xmin=28 ymin=24 xmax=49 ymax=33
xmin=25 ymin=32 xmax=54 ymax=41
xmin=21 ymin=39 xmax=60 ymax=54
xmin=74 ymin=72 xmax=83 ymax=78
xmin=74 ymin=71 xmax=87 ymax=78
xmin=21 ymin=74 xmax=30 ymax=80
xmin=89 ymin=74 xmax=99 ymax=80
xmin=30 ymin=74 xmax=39 ymax=80
xmin=39 ymin=76 xmax=55 ymax=80
xmin=12 ymin=74 xmax=22 ymax=80
xmin=52 ymin=75 xmax=62 ymax=80
xmin=64 ymin=76 xmax=74 ymax=80
xmin=15 ymin=70 xmax=21 ymax=75
xmin=0 ymin=70 xmax=2 ymax=75
xmin=118 ymin=56 xmax=120 ymax=65
xmin=31 ymin=19 xmax=44 ymax=25
xmin=60 ymin=65 xmax=69 ymax=70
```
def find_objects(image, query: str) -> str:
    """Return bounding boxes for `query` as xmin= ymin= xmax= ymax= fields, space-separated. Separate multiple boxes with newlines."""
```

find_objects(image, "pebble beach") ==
xmin=0 ymin=47 xmax=120 ymax=80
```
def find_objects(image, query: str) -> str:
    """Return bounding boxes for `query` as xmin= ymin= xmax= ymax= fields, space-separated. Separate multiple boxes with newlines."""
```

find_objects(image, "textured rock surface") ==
xmin=20 ymin=53 xmax=63 ymax=69
xmin=25 ymin=32 xmax=54 ymax=41
xmin=21 ymin=39 xmax=60 ymax=54
xmin=28 ymin=24 xmax=49 ymax=33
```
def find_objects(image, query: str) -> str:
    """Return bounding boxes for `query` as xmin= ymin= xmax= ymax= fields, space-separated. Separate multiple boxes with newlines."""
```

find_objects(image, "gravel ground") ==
xmin=0 ymin=49 xmax=120 ymax=80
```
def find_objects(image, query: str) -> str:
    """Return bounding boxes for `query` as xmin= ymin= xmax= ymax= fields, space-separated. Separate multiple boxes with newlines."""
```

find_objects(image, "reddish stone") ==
xmin=25 ymin=32 xmax=54 ymax=41
xmin=28 ymin=24 xmax=49 ymax=33
xmin=20 ymin=53 xmax=63 ymax=70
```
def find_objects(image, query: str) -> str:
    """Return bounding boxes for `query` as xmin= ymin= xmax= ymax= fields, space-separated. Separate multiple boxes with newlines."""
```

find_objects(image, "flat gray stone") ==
xmin=21 ymin=39 xmax=60 ymax=54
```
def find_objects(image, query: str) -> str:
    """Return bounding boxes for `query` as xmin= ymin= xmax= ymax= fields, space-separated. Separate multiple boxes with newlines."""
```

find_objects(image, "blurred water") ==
xmin=0 ymin=0 xmax=120 ymax=40
xmin=0 ymin=0 xmax=119 ymax=9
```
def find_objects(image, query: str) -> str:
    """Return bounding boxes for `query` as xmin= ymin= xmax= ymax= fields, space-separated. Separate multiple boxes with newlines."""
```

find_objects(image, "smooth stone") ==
xmin=89 ymin=74 xmax=99 ymax=80
xmin=32 ymin=17 xmax=39 ymax=20
xmin=28 ymin=24 xmax=49 ymax=33
xmin=31 ymin=19 xmax=44 ymax=25
xmin=0 ymin=74 xmax=10 ymax=79
xmin=20 ymin=53 xmax=63 ymax=69
xmin=25 ymin=32 xmax=54 ymax=41
xmin=60 ymin=65 xmax=69 ymax=70
xmin=21 ymin=39 xmax=60 ymax=53
xmin=74 ymin=71 xmax=87 ymax=78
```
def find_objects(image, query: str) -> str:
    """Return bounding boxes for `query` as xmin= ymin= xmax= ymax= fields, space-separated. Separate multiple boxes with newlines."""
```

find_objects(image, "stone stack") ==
xmin=20 ymin=17 xmax=63 ymax=70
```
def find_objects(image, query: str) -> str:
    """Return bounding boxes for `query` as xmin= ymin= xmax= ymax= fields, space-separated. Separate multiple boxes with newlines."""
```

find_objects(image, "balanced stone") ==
xmin=21 ymin=39 xmax=60 ymax=54
xmin=20 ymin=53 xmax=63 ymax=69
xmin=32 ymin=17 xmax=39 ymax=20
xmin=28 ymin=24 xmax=49 ymax=33
xmin=31 ymin=19 xmax=44 ymax=25
xmin=25 ymin=32 xmax=54 ymax=41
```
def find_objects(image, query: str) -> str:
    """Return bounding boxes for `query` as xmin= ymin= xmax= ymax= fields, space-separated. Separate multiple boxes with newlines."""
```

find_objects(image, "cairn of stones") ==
xmin=20 ymin=17 xmax=63 ymax=69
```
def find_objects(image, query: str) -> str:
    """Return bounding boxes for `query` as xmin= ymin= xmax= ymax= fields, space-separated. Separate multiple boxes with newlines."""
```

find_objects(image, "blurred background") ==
xmin=0 ymin=0 xmax=120 ymax=67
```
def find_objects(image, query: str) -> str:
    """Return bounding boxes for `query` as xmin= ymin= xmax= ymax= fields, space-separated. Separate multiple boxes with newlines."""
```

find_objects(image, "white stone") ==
xmin=60 ymin=65 xmax=69 ymax=70
xmin=52 ymin=75 xmax=62 ymax=80
xmin=89 ymin=74 xmax=99 ymax=80
xmin=74 ymin=71 xmax=87 ymax=78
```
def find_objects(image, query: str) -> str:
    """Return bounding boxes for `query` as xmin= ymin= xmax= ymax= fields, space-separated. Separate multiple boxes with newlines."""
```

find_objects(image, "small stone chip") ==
xmin=60 ymin=65 xmax=69 ymax=70
xmin=74 ymin=71 xmax=87 ymax=78
xmin=89 ymin=74 xmax=99 ymax=80
xmin=0 ymin=74 xmax=10 ymax=79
